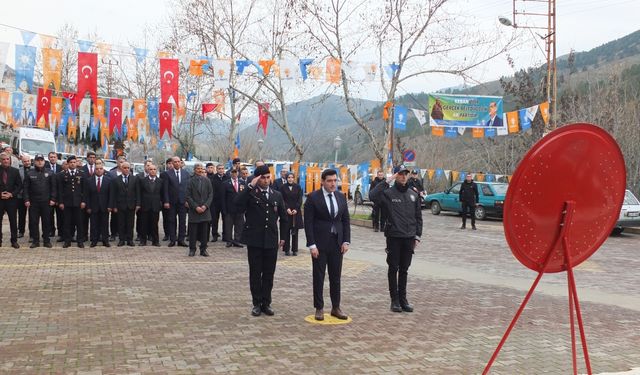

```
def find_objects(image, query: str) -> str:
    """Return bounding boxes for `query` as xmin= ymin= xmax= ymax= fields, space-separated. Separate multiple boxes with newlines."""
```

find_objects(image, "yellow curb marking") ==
xmin=304 ymin=314 xmax=352 ymax=325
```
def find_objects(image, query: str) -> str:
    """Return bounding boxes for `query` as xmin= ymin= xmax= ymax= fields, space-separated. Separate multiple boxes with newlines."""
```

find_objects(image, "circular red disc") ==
xmin=504 ymin=123 xmax=626 ymax=273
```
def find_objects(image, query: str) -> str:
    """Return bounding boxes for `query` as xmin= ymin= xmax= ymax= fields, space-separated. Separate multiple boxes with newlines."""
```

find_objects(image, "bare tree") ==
xmin=297 ymin=0 xmax=516 ymax=167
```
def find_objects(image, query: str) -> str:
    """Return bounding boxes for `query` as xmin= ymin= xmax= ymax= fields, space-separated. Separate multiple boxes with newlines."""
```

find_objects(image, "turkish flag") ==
xmin=62 ymin=92 xmax=79 ymax=114
xmin=202 ymin=103 xmax=218 ymax=118
xmin=159 ymin=102 xmax=173 ymax=138
xmin=109 ymin=98 xmax=123 ymax=136
xmin=160 ymin=59 xmax=179 ymax=107
xmin=77 ymin=52 xmax=98 ymax=103
xmin=257 ymin=102 xmax=269 ymax=135
xmin=37 ymin=88 xmax=52 ymax=128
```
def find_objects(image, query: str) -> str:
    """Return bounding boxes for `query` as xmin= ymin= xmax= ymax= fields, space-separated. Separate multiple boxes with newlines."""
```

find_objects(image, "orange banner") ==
xmin=472 ymin=128 xmax=484 ymax=138
xmin=42 ymin=48 xmax=63 ymax=92
xmin=50 ymin=96 xmax=63 ymax=126
xmin=258 ymin=59 xmax=276 ymax=76
xmin=539 ymin=101 xmax=550 ymax=125
xmin=506 ymin=111 xmax=519 ymax=133
xmin=0 ymin=91 xmax=11 ymax=125
xmin=427 ymin=169 xmax=435 ymax=180
xmin=326 ymin=58 xmax=341 ymax=84
xmin=431 ymin=126 xmax=445 ymax=137
xmin=213 ymin=90 xmax=225 ymax=113
xmin=340 ymin=166 xmax=349 ymax=195
xmin=189 ymin=59 xmax=208 ymax=76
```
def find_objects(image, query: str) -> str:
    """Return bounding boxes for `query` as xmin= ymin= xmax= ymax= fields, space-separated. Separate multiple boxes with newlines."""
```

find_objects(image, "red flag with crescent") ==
xmin=160 ymin=59 xmax=179 ymax=107
xmin=159 ymin=102 xmax=173 ymax=138
xmin=257 ymin=102 xmax=269 ymax=135
xmin=77 ymin=52 xmax=98 ymax=103
xmin=202 ymin=103 xmax=218 ymax=118
xmin=109 ymin=98 xmax=123 ymax=136
xmin=37 ymin=88 xmax=52 ymax=128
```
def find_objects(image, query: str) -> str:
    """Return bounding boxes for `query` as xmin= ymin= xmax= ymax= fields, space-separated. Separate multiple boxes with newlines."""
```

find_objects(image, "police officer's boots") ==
xmin=390 ymin=292 xmax=402 ymax=313
xmin=399 ymin=293 xmax=414 ymax=313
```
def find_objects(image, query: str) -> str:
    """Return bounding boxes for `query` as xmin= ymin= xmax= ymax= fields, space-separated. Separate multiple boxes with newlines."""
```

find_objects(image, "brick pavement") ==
xmin=0 ymin=212 xmax=639 ymax=374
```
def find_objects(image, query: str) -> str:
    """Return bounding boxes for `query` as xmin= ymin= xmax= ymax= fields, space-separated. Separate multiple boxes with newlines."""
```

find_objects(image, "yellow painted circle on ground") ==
xmin=304 ymin=314 xmax=353 ymax=325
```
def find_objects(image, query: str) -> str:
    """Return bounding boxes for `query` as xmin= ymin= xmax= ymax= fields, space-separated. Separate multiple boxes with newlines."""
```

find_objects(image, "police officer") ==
xmin=369 ymin=165 xmax=423 ymax=313
xmin=234 ymin=165 xmax=288 ymax=317
xmin=23 ymin=154 xmax=57 ymax=248
xmin=459 ymin=172 xmax=479 ymax=230
xmin=58 ymin=155 xmax=86 ymax=248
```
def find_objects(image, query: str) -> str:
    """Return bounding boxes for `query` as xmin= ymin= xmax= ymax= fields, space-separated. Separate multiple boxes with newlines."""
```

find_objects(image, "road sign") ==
xmin=402 ymin=149 xmax=416 ymax=162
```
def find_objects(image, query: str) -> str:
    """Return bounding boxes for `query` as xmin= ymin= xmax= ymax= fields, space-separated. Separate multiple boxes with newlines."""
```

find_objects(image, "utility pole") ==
xmin=101 ymin=57 xmax=119 ymax=97
xmin=500 ymin=0 xmax=557 ymax=130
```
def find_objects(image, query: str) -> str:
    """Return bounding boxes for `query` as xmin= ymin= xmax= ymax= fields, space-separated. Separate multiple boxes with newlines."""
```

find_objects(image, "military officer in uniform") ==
xmin=234 ymin=165 xmax=288 ymax=317
xmin=58 ymin=155 xmax=86 ymax=248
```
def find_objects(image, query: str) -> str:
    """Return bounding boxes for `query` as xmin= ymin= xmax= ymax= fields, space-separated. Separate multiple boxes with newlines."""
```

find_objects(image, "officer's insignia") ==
xmin=44 ymin=173 xmax=49 ymax=177
xmin=409 ymin=195 xmax=416 ymax=202
xmin=239 ymin=184 xmax=245 ymax=191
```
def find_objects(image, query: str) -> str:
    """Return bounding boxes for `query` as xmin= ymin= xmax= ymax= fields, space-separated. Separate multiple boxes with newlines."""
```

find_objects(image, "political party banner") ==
xmin=428 ymin=94 xmax=504 ymax=128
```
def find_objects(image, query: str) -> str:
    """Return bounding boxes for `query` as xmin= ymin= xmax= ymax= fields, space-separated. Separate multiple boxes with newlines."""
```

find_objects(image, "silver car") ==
xmin=613 ymin=189 xmax=640 ymax=235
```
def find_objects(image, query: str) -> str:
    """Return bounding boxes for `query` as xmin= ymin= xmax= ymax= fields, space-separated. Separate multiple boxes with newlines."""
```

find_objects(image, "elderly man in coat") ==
xmin=186 ymin=163 xmax=214 ymax=257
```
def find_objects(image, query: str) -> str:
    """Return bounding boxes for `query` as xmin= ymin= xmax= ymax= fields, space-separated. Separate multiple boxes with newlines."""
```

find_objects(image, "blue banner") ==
xmin=77 ymin=40 xmax=93 ymax=53
xmin=485 ymin=127 xmax=497 ymax=138
xmin=394 ymin=105 xmax=407 ymax=131
xmin=299 ymin=59 xmax=314 ymax=81
xmin=298 ymin=164 xmax=307 ymax=194
xmin=435 ymin=169 xmax=444 ymax=179
xmin=445 ymin=127 xmax=458 ymax=138
xmin=519 ymin=108 xmax=531 ymax=131
xmin=147 ymin=98 xmax=159 ymax=132
xmin=459 ymin=171 xmax=466 ymax=181
xmin=133 ymin=48 xmax=148 ymax=63
xmin=428 ymin=94 xmax=504 ymax=128
xmin=11 ymin=92 xmax=23 ymax=121
xmin=235 ymin=59 xmax=252 ymax=75
xmin=14 ymin=45 xmax=36 ymax=92
xmin=89 ymin=118 xmax=99 ymax=141
xmin=358 ymin=162 xmax=370 ymax=196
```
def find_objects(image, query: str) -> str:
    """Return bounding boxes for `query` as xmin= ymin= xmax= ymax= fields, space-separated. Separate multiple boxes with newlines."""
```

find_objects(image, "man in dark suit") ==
xmin=222 ymin=168 xmax=245 ymax=247
xmin=207 ymin=163 xmax=225 ymax=242
xmin=80 ymin=151 xmax=97 ymax=242
xmin=46 ymin=151 xmax=63 ymax=240
xmin=163 ymin=156 xmax=189 ymax=247
xmin=224 ymin=158 xmax=242 ymax=179
xmin=109 ymin=162 xmax=139 ymax=247
xmin=486 ymin=101 xmax=503 ymax=127
xmin=273 ymin=167 xmax=288 ymax=191
xmin=83 ymin=161 xmax=112 ymax=247
xmin=159 ymin=158 xmax=174 ymax=241
xmin=58 ymin=155 xmax=86 ymax=248
xmin=0 ymin=152 xmax=23 ymax=248
xmin=235 ymin=165 xmax=288 ymax=316
xmin=138 ymin=163 xmax=163 ymax=246
xmin=304 ymin=168 xmax=351 ymax=321
xmin=107 ymin=155 xmax=126 ymax=241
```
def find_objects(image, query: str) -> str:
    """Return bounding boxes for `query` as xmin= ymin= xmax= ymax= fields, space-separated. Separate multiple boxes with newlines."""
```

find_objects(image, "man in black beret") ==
xmin=234 ymin=165 xmax=288 ymax=317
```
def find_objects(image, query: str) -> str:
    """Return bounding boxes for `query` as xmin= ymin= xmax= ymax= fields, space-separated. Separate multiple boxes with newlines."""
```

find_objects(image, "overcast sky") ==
xmin=1 ymin=0 xmax=639 ymax=101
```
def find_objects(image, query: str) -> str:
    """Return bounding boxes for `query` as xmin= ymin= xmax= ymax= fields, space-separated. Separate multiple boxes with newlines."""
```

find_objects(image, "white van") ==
xmin=10 ymin=127 xmax=56 ymax=158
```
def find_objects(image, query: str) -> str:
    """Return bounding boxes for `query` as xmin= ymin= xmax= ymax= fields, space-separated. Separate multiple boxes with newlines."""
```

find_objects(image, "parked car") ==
xmin=612 ymin=189 xmax=640 ymax=235
xmin=425 ymin=182 xmax=508 ymax=220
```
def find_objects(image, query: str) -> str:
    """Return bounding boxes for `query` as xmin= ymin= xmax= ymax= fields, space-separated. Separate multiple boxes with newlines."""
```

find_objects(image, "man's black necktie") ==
xmin=328 ymin=193 xmax=337 ymax=234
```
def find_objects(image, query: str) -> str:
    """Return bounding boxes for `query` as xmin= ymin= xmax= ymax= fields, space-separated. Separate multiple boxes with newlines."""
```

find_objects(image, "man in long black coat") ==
xmin=235 ymin=165 xmax=288 ymax=317
xmin=0 ymin=152 xmax=23 ymax=248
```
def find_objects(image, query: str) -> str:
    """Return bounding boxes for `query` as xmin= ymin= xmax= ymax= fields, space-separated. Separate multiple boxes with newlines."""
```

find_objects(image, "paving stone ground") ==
xmin=0 ymin=210 xmax=639 ymax=374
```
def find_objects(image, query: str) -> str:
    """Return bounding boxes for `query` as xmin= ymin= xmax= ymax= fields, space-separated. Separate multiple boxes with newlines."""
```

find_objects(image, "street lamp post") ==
xmin=333 ymin=135 xmax=342 ymax=163
xmin=257 ymin=138 xmax=264 ymax=161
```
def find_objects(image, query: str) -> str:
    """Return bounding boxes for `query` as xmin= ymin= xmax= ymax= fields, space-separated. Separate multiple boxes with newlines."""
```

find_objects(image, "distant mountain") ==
xmin=239 ymin=94 xmax=382 ymax=161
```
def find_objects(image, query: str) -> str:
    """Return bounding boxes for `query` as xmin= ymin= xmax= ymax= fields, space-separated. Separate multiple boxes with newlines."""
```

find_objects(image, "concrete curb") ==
xmin=351 ymin=218 xmax=373 ymax=228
